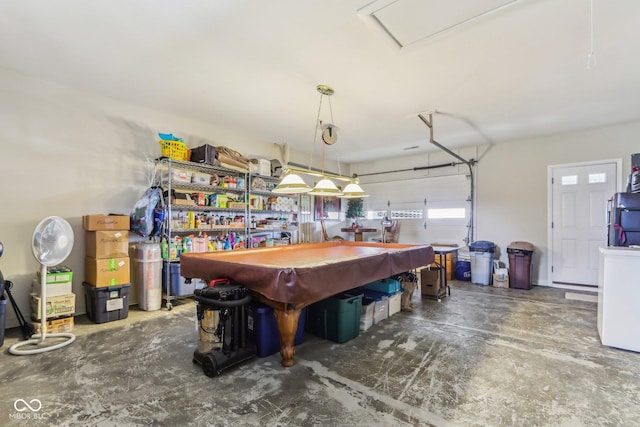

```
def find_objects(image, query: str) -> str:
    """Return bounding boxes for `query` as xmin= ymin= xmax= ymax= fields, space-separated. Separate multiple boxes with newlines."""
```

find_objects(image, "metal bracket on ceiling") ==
xmin=417 ymin=111 xmax=476 ymax=244
xmin=417 ymin=112 xmax=474 ymax=168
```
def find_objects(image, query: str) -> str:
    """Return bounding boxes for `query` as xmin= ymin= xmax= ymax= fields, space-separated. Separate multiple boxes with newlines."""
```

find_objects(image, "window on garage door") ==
xmin=362 ymin=174 xmax=470 ymax=246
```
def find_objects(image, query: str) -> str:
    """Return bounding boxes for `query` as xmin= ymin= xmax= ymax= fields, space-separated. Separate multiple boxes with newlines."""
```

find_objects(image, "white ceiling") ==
xmin=1 ymin=0 xmax=639 ymax=163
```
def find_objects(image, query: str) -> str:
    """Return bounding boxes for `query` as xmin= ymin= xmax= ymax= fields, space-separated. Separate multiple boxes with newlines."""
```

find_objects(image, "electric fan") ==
xmin=10 ymin=216 xmax=76 ymax=355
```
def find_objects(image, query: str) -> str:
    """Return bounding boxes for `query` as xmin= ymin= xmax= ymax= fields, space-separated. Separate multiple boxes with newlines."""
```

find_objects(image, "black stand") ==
xmin=3 ymin=280 xmax=35 ymax=340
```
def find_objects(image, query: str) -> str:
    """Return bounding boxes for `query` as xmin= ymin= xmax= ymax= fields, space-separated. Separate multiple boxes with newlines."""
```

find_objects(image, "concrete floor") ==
xmin=1 ymin=281 xmax=639 ymax=426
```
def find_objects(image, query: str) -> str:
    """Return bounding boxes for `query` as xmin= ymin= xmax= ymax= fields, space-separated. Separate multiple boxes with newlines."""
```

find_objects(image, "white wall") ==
xmin=475 ymin=123 xmax=637 ymax=286
xmin=0 ymin=69 xmax=315 ymax=328
xmin=352 ymin=121 xmax=640 ymax=286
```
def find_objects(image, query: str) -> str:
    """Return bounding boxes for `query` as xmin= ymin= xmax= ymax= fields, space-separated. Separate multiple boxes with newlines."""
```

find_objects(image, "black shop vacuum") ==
xmin=192 ymin=281 xmax=256 ymax=377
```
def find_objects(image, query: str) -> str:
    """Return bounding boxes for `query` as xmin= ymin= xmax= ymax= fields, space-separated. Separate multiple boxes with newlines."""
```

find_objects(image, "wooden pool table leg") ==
xmin=273 ymin=306 xmax=302 ymax=367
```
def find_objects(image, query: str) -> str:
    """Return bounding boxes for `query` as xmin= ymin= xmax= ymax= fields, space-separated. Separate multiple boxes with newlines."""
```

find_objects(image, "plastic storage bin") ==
xmin=0 ymin=298 xmax=7 ymax=347
xmin=455 ymin=260 xmax=472 ymax=281
xmin=132 ymin=243 xmax=162 ymax=311
xmin=163 ymin=262 xmax=195 ymax=297
xmin=307 ymin=293 xmax=363 ymax=343
xmin=360 ymin=297 xmax=375 ymax=331
xmin=83 ymin=282 xmax=131 ymax=324
xmin=362 ymin=278 xmax=401 ymax=294
xmin=363 ymin=289 xmax=389 ymax=324
xmin=469 ymin=241 xmax=496 ymax=285
xmin=507 ymin=241 xmax=534 ymax=290
xmin=248 ymin=304 xmax=306 ymax=357
xmin=388 ymin=292 xmax=401 ymax=316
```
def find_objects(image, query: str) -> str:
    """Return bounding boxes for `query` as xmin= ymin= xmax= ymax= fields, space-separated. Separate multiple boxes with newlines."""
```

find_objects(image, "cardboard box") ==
xmin=32 ymin=279 xmax=73 ymax=297
xmin=420 ymin=266 xmax=443 ymax=297
xmin=37 ymin=268 xmax=73 ymax=284
xmin=228 ymin=202 xmax=245 ymax=210
xmin=86 ymin=230 xmax=129 ymax=259
xmin=85 ymin=256 xmax=131 ymax=287
xmin=30 ymin=293 xmax=76 ymax=320
xmin=493 ymin=273 xmax=509 ymax=288
xmin=250 ymin=158 xmax=272 ymax=176
xmin=31 ymin=315 xmax=74 ymax=333
xmin=209 ymin=194 xmax=228 ymax=209
xmin=83 ymin=214 xmax=130 ymax=231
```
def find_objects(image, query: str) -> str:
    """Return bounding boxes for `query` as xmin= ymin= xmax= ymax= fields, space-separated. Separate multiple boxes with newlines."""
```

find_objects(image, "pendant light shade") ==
xmin=272 ymin=172 xmax=312 ymax=194
xmin=308 ymin=177 xmax=342 ymax=196
xmin=339 ymin=181 xmax=369 ymax=198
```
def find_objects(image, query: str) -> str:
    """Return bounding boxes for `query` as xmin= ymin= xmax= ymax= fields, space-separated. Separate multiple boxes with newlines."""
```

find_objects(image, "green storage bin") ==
xmin=307 ymin=293 xmax=363 ymax=343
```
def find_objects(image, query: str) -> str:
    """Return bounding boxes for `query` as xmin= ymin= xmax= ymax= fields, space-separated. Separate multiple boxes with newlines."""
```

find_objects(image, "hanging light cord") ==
xmin=587 ymin=0 xmax=596 ymax=69
xmin=308 ymin=93 xmax=324 ymax=173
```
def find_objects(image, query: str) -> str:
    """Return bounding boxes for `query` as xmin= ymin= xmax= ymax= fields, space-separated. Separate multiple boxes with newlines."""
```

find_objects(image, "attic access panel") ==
xmin=359 ymin=0 xmax=522 ymax=48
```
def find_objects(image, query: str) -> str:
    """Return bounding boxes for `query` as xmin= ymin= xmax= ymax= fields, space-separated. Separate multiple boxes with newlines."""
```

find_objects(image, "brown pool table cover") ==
xmin=180 ymin=241 xmax=434 ymax=306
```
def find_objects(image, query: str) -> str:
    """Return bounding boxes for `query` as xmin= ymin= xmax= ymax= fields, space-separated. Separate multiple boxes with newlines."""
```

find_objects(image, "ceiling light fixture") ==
xmin=274 ymin=85 xmax=367 ymax=197
xmin=308 ymin=85 xmax=343 ymax=196
xmin=272 ymin=171 xmax=312 ymax=193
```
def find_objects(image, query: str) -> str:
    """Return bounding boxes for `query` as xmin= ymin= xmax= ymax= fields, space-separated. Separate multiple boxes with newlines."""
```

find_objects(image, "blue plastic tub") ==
xmin=249 ymin=304 xmax=306 ymax=357
xmin=456 ymin=260 xmax=472 ymax=281
xmin=162 ymin=262 xmax=195 ymax=297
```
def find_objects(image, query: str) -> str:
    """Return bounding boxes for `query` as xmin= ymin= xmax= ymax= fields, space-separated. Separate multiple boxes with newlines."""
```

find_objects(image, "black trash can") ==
xmin=507 ymin=241 xmax=534 ymax=290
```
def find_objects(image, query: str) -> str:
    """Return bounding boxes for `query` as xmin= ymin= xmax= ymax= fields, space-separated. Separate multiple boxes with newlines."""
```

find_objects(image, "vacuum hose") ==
xmin=195 ymin=294 xmax=252 ymax=309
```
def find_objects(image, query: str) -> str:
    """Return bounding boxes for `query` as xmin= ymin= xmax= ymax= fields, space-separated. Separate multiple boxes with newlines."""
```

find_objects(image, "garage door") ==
xmin=363 ymin=174 xmax=470 ymax=246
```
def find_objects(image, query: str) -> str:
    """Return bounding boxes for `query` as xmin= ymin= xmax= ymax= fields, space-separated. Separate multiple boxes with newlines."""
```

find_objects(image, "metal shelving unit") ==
xmin=155 ymin=157 xmax=248 ymax=309
xmin=247 ymin=174 xmax=299 ymax=246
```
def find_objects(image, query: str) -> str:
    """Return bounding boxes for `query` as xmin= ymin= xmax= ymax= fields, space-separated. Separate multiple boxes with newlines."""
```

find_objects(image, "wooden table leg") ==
xmin=354 ymin=233 xmax=363 ymax=242
xmin=273 ymin=305 xmax=302 ymax=367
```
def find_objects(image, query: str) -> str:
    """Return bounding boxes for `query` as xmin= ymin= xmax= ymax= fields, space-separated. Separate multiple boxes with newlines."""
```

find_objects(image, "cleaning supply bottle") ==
xmin=162 ymin=240 xmax=168 ymax=259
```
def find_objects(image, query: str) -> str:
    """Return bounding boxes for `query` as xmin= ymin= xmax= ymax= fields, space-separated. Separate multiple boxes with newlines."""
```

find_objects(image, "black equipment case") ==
xmin=608 ymin=192 xmax=640 ymax=246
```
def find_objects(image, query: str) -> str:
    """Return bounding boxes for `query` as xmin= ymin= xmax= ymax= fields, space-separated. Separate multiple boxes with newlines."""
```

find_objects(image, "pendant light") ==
xmin=274 ymin=84 xmax=367 ymax=198
xmin=272 ymin=170 xmax=311 ymax=193
xmin=339 ymin=179 xmax=369 ymax=198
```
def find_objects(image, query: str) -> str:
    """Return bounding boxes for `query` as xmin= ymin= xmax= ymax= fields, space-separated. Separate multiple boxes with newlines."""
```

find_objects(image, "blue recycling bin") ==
xmin=469 ymin=241 xmax=496 ymax=285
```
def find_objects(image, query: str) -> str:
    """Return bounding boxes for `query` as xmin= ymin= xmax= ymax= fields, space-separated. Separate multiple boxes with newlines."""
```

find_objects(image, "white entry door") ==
xmin=551 ymin=162 xmax=617 ymax=286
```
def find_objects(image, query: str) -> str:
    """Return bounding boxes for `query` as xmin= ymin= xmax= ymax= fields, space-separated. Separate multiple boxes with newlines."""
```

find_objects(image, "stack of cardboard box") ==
xmin=83 ymin=214 xmax=130 ymax=287
xmin=30 ymin=266 xmax=76 ymax=333
xmin=83 ymin=215 xmax=132 ymax=323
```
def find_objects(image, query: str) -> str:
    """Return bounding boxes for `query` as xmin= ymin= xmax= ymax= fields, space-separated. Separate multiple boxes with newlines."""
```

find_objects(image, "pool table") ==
xmin=180 ymin=241 xmax=434 ymax=367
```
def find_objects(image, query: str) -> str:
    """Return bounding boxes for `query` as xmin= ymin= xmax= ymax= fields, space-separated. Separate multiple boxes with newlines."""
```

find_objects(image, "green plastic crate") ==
xmin=307 ymin=293 xmax=363 ymax=343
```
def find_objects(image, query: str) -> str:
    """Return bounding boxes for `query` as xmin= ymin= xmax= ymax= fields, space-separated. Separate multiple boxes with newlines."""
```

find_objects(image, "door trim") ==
xmin=546 ymin=158 xmax=623 ymax=290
